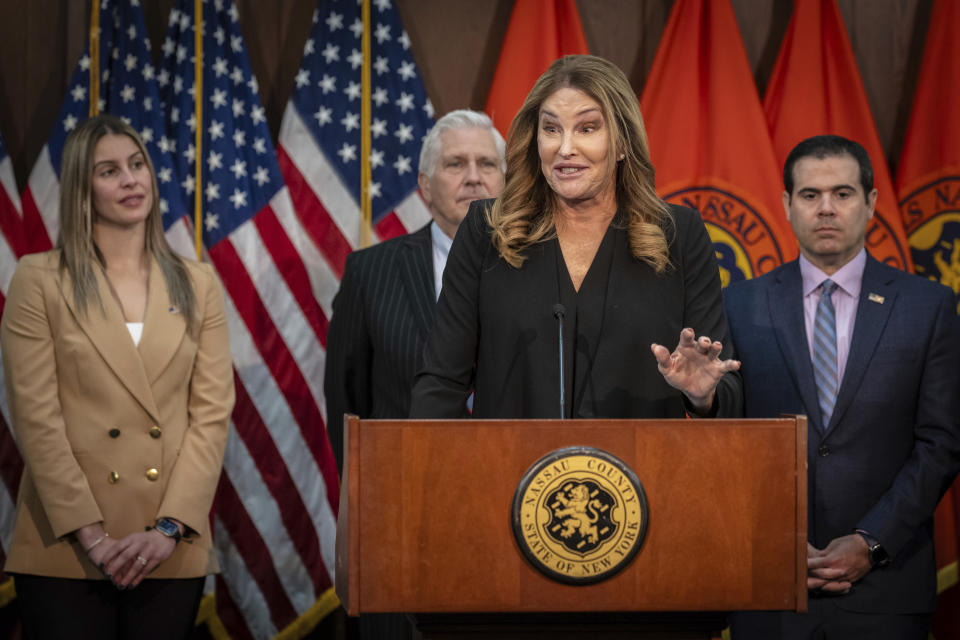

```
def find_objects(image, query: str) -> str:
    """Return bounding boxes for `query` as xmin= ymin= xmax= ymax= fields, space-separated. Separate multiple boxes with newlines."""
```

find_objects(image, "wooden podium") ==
xmin=336 ymin=417 xmax=807 ymax=639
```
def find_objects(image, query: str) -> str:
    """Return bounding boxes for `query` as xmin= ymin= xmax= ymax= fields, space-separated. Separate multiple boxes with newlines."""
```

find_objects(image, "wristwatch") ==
xmin=855 ymin=529 xmax=889 ymax=567
xmin=153 ymin=517 xmax=182 ymax=543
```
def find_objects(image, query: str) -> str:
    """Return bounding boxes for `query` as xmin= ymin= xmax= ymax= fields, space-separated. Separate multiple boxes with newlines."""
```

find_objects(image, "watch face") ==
xmin=156 ymin=519 xmax=179 ymax=537
xmin=869 ymin=544 xmax=889 ymax=566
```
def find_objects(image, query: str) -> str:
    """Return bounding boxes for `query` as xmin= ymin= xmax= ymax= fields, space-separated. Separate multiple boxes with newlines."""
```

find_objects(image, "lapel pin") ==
xmin=868 ymin=293 xmax=884 ymax=304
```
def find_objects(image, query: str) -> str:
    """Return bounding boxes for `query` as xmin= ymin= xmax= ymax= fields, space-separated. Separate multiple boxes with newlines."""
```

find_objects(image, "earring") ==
xmin=618 ymin=154 xmax=625 ymax=161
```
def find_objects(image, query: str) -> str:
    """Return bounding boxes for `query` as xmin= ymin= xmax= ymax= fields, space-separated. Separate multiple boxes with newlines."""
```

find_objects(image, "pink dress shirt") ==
xmin=799 ymin=249 xmax=866 ymax=388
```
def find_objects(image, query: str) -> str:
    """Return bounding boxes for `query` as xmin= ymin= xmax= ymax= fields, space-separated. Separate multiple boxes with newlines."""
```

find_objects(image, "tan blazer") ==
xmin=1 ymin=250 xmax=234 ymax=579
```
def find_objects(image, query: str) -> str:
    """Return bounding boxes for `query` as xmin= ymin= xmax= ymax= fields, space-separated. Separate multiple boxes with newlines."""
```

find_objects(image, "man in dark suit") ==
xmin=725 ymin=135 xmax=960 ymax=638
xmin=324 ymin=110 xmax=504 ymax=640
xmin=325 ymin=110 xmax=505 ymax=470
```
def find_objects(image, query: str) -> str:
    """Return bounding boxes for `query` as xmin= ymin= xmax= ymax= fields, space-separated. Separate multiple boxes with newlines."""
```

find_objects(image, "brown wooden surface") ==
xmin=0 ymin=1 xmax=934 ymax=193
xmin=336 ymin=417 xmax=806 ymax=615
xmin=794 ymin=414 xmax=809 ymax=608
xmin=333 ymin=413 xmax=356 ymax=614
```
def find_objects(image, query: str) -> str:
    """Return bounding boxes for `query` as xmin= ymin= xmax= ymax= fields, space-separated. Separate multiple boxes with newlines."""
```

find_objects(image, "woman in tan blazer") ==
xmin=1 ymin=114 xmax=234 ymax=639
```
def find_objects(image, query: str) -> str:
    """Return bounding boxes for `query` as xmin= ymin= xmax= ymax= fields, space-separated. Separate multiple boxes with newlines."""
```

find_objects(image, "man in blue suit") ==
xmin=725 ymin=135 xmax=960 ymax=639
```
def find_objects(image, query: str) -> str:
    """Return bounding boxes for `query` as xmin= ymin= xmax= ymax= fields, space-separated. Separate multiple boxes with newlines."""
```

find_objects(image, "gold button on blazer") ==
xmin=1 ymin=251 xmax=235 ymax=580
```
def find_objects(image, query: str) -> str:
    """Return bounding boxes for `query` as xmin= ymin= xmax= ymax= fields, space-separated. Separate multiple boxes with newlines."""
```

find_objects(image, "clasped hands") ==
xmin=807 ymin=535 xmax=873 ymax=594
xmin=76 ymin=522 xmax=178 ymax=590
xmin=651 ymin=327 xmax=740 ymax=414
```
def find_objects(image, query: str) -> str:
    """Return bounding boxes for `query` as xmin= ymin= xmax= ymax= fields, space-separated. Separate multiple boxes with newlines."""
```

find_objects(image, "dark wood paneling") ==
xmin=838 ymin=0 xmax=929 ymax=162
xmin=397 ymin=0 xmax=513 ymax=118
xmin=0 ymin=0 xmax=934 ymax=193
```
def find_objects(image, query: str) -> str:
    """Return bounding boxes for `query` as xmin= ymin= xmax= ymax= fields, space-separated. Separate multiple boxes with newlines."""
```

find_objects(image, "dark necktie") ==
xmin=812 ymin=279 xmax=839 ymax=428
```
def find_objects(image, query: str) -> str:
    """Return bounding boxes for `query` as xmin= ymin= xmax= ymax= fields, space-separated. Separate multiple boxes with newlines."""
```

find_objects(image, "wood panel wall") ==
xmin=0 ymin=0 xmax=933 ymax=193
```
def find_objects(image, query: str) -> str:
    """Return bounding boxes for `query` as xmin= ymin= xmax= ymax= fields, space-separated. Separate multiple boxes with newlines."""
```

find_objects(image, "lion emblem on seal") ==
xmin=545 ymin=480 xmax=618 ymax=554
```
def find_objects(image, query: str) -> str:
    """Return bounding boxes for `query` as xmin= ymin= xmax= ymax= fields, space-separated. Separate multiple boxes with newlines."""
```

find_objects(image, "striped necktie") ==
xmin=812 ymin=279 xmax=839 ymax=428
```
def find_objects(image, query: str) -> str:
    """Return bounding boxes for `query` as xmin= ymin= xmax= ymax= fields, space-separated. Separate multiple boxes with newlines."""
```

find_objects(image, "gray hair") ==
xmin=418 ymin=109 xmax=506 ymax=177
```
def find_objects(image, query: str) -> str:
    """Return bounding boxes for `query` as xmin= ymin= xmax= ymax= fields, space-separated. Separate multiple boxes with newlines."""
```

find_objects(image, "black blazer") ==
xmin=324 ymin=224 xmax=435 ymax=471
xmin=410 ymin=201 xmax=742 ymax=420
xmin=724 ymin=255 xmax=960 ymax=614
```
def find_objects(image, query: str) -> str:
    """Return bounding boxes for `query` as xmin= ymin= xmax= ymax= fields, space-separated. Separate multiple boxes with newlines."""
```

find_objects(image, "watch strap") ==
xmin=855 ymin=528 xmax=889 ymax=567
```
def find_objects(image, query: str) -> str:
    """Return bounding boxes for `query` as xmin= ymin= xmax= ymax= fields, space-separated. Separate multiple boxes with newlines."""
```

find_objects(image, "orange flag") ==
xmin=640 ymin=0 xmax=797 ymax=285
xmin=484 ymin=0 xmax=588 ymax=137
xmin=764 ymin=0 xmax=912 ymax=271
xmin=897 ymin=0 xmax=960 ymax=301
xmin=896 ymin=1 xmax=960 ymax=635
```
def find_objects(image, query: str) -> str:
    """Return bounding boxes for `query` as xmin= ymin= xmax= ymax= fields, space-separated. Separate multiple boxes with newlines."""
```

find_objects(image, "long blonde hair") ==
xmin=58 ymin=114 xmax=197 ymax=333
xmin=489 ymin=55 xmax=671 ymax=272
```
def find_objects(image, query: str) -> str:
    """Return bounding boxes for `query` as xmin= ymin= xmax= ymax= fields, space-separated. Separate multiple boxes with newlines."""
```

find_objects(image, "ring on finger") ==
xmin=137 ymin=555 xmax=147 ymax=567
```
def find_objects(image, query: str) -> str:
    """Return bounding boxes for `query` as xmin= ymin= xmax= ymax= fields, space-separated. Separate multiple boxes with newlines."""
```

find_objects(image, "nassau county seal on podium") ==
xmin=511 ymin=447 xmax=648 ymax=585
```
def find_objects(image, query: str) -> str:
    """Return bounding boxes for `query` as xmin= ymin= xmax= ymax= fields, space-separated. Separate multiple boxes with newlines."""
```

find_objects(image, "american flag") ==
xmin=0 ymin=128 xmax=24 ymax=594
xmin=1 ymin=0 xmax=189 ymax=598
xmin=277 ymin=0 xmax=434 ymax=280
xmin=159 ymin=0 xmax=339 ymax=636
xmin=19 ymin=0 xmax=187 ymax=256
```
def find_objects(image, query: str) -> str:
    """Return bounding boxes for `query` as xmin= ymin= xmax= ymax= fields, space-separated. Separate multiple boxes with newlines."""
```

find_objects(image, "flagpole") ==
xmin=88 ymin=0 xmax=100 ymax=117
xmin=193 ymin=0 xmax=204 ymax=260
xmin=360 ymin=0 xmax=371 ymax=248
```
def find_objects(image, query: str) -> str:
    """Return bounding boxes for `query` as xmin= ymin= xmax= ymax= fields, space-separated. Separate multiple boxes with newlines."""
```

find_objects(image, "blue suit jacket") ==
xmin=723 ymin=254 xmax=960 ymax=614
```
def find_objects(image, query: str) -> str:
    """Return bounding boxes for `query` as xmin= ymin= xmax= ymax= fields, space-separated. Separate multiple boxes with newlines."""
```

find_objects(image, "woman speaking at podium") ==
xmin=411 ymin=55 xmax=741 ymax=421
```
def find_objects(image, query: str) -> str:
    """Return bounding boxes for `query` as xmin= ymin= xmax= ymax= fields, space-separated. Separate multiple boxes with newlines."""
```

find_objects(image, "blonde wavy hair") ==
xmin=58 ymin=113 xmax=197 ymax=333
xmin=488 ymin=55 xmax=671 ymax=272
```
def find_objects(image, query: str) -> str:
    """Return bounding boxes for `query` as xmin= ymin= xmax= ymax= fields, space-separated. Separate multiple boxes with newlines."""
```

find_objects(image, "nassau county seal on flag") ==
xmin=664 ymin=182 xmax=789 ymax=286
xmin=861 ymin=209 xmax=914 ymax=271
xmin=899 ymin=176 xmax=960 ymax=313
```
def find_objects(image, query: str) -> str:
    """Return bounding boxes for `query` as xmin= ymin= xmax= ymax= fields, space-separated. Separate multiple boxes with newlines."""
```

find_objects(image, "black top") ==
xmin=410 ymin=200 xmax=743 ymax=421
xmin=555 ymin=222 xmax=617 ymax=418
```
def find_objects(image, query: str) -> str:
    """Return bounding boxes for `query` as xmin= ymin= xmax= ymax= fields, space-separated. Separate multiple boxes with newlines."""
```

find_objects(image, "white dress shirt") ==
xmin=430 ymin=221 xmax=453 ymax=301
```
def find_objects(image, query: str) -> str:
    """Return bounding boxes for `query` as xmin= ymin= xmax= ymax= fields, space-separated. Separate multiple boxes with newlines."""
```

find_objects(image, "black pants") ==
xmin=356 ymin=612 xmax=415 ymax=640
xmin=729 ymin=598 xmax=930 ymax=640
xmin=14 ymin=574 xmax=204 ymax=640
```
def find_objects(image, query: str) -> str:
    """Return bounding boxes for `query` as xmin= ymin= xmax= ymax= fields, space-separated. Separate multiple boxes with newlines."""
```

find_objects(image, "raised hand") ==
xmin=651 ymin=327 xmax=740 ymax=414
